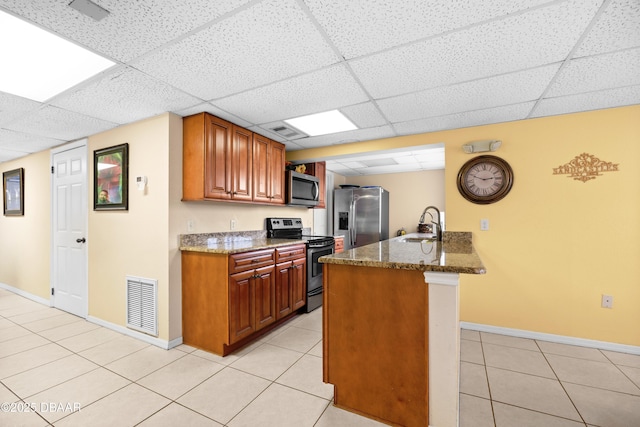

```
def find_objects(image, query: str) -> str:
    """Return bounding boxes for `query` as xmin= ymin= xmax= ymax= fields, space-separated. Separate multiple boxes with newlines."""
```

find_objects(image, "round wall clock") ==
xmin=457 ymin=155 xmax=514 ymax=204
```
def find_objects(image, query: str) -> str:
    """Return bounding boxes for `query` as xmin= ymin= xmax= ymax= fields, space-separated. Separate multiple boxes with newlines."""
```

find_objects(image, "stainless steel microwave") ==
xmin=286 ymin=170 xmax=319 ymax=207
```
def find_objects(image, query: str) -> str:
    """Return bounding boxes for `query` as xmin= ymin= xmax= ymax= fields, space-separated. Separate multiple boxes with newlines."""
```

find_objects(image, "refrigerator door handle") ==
xmin=351 ymin=196 xmax=358 ymax=246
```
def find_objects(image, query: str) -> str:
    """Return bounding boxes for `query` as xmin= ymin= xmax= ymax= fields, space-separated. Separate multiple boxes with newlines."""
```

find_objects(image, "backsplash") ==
xmin=179 ymin=228 xmax=312 ymax=247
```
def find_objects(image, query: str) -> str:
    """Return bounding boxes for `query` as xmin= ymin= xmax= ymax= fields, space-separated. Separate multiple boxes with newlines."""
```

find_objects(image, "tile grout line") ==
xmin=477 ymin=331 xmax=498 ymax=427
xmin=534 ymin=339 xmax=588 ymax=426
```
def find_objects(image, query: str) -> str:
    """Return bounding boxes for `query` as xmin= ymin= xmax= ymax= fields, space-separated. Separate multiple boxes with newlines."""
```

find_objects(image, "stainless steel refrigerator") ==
xmin=334 ymin=186 xmax=389 ymax=251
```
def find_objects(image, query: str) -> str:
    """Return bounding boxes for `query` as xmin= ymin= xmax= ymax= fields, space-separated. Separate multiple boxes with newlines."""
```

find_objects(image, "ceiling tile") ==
xmin=0 ymin=92 xmax=43 ymax=127
xmin=50 ymin=67 xmax=201 ymax=124
xmin=349 ymin=0 xmax=600 ymax=99
xmin=546 ymin=48 xmax=640 ymax=97
xmin=532 ymin=84 xmax=640 ymax=117
xmin=5 ymin=105 xmax=118 ymax=140
xmin=575 ymin=0 xmax=640 ymax=57
xmin=0 ymin=0 xmax=253 ymax=62
xmin=393 ymin=102 xmax=537 ymax=135
xmin=340 ymin=102 xmax=388 ymax=128
xmin=306 ymin=0 xmax=553 ymax=59
xmin=0 ymin=128 xmax=65 ymax=153
xmin=213 ymin=65 xmax=368 ymax=124
xmin=132 ymin=0 xmax=340 ymax=100
xmin=378 ymin=65 xmax=559 ymax=123
xmin=175 ymin=102 xmax=254 ymax=128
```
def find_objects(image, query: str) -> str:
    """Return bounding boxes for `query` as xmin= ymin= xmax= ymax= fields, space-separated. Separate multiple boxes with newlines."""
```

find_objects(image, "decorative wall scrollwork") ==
xmin=553 ymin=153 xmax=619 ymax=183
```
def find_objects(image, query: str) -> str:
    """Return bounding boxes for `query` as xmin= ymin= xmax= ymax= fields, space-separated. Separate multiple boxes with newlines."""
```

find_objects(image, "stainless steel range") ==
xmin=266 ymin=218 xmax=334 ymax=312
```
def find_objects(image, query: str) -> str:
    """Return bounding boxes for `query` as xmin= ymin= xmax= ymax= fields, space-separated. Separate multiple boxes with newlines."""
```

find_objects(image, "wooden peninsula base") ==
xmin=321 ymin=232 xmax=484 ymax=426
xmin=322 ymin=264 xmax=462 ymax=427
xmin=323 ymin=264 xmax=429 ymax=426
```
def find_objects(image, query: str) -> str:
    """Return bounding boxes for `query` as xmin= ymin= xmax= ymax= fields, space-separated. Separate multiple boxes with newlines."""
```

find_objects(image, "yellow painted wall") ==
xmin=88 ymin=114 xmax=172 ymax=339
xmin=291 ymin=105 xmax=640 ymax=347
xmin=340 ymin=169 xmax=445 ymax=236
xmin=446 ymin=106 xmax=640 ymax=347
xmin=0 ymin=150 xmax=51 ymax=299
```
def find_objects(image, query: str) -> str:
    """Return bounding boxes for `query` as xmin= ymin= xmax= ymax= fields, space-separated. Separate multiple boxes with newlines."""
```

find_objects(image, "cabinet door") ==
xmin=254 ymin=265 xmax=276 ymax=330
xmin=269 ymin=141 xmax=286 ymax=204
xmin=252 ymin=134 xmax=271 ymax=203
xmin=291 ymin=257 xmax=306 ymax=311
xmin=205 ymin=115 xmax=233 ymax=199
xmin=229 ymin=269 xmax=255 ymax=344
xmin=231 ymin=126 xmax=253 ymax=201
xmin=275 ymin=262 xmax=293 ymax=319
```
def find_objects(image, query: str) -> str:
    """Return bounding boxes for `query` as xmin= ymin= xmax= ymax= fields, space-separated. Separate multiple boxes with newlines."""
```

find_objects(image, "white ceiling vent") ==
xmin=126 ymin=276 xmax=158 ymax=336
xmin=270 ymin=125 xmax=305 ymax=139
xmin=69 ymin=0 xmax=110 ymax=21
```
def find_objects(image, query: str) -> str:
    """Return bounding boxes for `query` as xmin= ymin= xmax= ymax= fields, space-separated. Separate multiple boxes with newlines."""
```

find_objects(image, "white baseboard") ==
xmin=0 ymin=283 xmax=184 ymax=351
xmin=461 ymin=322 xmax=640 ymax=356
xmin=0 ymin=282 xmax=51 ymax=306
xmin=87 ymin=316 xmax=182 ymax=350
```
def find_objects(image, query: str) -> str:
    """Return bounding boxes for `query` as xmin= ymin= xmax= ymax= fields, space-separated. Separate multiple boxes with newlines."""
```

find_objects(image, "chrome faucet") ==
xmin=419 ymin=206 xmax=443 ymax=241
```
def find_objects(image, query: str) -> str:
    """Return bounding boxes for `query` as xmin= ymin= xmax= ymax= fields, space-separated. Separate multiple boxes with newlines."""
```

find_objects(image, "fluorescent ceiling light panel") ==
xmin=0 ymin=11 xmax=115 ymax=102
xmin=285 ymin=110 xmax=357 ymax=136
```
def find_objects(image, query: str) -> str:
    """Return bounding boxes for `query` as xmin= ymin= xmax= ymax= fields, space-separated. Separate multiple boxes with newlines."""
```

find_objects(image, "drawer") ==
xmin=229 ymin=249 xmax=275 ymax=274
xmin=276 ymin=244 xmax=306 ymax=263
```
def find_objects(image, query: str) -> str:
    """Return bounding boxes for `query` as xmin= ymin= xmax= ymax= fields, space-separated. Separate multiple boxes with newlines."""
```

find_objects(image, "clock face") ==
xmin=457 ymin=155 xmax=513 ymax=204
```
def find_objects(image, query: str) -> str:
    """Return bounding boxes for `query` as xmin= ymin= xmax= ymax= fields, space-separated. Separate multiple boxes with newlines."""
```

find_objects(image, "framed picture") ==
xmin=3 ymin=168 xmax=24 ymax=216
xmin=94 ymin=143 xmax=129 ymax=211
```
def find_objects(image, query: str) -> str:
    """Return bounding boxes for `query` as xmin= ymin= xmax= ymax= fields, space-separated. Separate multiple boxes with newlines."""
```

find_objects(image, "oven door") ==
xmin=306 ymin=244 xmax=334 ymax=312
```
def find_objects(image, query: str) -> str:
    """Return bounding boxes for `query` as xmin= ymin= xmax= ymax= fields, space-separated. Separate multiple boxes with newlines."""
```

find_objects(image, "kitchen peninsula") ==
xmin=320 ymin=232 xmax=485 ymax=427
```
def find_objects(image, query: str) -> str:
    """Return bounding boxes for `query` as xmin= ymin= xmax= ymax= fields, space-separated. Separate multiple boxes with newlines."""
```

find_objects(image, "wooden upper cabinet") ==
xmin=231 ymin=125 xmax=253 ymax=202
xmin=183 ymin=112 xmax=284 ymax=205
xmin=253 ymin=133 xmax=285 ymax=204
xmin=270 ymin=141 xmax=286 ymax=204
xmin=304 ymin=161 xmax=326 ymax=208
xmin=183 ymin=113 xmax=233 ymax=200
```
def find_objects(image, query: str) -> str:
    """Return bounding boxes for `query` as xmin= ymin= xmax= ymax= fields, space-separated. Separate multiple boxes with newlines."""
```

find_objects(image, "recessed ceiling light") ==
xmin=0 ymin=11 xmax=115 ymax=102
xmin=284 ymin=110 xmax=357 ymax=136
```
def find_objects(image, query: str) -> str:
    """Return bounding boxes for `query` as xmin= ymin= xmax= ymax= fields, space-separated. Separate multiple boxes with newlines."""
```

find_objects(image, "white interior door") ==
xmin=52 ymin=142 xmax=88 ymax=318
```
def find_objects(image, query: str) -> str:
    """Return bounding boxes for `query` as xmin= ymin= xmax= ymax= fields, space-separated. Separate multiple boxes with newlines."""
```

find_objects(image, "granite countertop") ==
xmin=178 ymin=231 xmax=304 ymax=254
xmin=319 ymin=232 xmax=485 ymax=274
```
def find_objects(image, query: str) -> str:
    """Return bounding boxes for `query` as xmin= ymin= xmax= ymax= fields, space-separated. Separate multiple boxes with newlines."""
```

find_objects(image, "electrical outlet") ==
xmin=230 ymin=219 xmax=236 ymax=230
xmin=480 ymin=218 xmax=489 ymax=231
xmin=187 ymin=220 xmax=195 ymax=232
xmin=601 ymin=295 xmax=613 ymax=309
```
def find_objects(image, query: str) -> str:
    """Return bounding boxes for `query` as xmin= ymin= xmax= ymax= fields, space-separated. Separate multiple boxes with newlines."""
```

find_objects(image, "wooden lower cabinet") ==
xmin=228 ymin=265 xmax=276 ymax=344
xmin=182 ymin=244 xmax=304 ymax=356
xmin=275 ymin=257 xmax=306 ymax=319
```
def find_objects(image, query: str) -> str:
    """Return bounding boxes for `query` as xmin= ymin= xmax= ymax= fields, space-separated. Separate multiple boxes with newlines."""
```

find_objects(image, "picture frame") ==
xmin=94 ymin=143 xmax=129 ymax=211
xmin=3 ymin=168 xmax=24 ymax=216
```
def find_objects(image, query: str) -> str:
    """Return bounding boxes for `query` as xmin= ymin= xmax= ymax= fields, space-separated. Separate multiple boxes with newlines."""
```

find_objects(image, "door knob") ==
xmin=76 ymin=238 xmax=86 ymax=243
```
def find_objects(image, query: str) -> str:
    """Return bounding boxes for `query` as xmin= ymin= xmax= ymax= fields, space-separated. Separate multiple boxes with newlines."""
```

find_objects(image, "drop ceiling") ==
xmin=0 ymin=0 xmax=639 ymax=175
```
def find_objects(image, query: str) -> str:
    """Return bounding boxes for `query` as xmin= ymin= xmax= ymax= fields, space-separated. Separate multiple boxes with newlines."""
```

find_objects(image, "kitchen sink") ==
xmin=398 ymin=237 xmax=437 ymax=243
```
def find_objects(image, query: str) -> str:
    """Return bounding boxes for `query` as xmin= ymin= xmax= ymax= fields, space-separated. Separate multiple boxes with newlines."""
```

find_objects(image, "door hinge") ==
xmin=51 ymin=166 xmax=54 ymax=174
xmin=51 ymin=288 xmax=54 ymax=296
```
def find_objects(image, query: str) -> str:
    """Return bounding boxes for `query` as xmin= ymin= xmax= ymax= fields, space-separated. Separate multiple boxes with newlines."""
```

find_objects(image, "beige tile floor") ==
xmin=1 ymin=288 xmax=639 ymax=426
